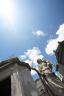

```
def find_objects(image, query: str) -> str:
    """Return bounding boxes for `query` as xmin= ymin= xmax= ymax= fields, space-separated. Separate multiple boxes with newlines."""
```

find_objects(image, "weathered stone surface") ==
xmin=35 ymin=73 xmax=64 ymax=96
xmin=0 ymin=57 xmax=38 ymax=96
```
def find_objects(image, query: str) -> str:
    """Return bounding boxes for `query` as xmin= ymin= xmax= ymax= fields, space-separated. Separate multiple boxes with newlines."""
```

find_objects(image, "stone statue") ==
xmin=37 ymin=59 xmax=52 ymax=75
xmin=37 ymin=59 xmax=64 ymax=96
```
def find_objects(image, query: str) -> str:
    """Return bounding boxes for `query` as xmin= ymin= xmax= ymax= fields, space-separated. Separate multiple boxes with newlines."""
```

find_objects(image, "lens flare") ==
xmin=0 ymin=0 xmax=15 ymax=26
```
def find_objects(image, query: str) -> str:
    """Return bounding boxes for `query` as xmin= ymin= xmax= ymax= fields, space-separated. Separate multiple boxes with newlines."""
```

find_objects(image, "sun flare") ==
xmin=0 ymin=0 xmax=15 ymax=26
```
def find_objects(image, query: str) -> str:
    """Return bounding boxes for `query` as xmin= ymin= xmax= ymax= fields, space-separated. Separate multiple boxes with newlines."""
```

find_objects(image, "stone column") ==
xmin=11 ymin=71 xmax=24 ymax=96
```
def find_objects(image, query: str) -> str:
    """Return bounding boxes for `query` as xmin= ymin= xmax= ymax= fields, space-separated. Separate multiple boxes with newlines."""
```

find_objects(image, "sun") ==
xmin=0 ymin=0 xmax=15 ymax=26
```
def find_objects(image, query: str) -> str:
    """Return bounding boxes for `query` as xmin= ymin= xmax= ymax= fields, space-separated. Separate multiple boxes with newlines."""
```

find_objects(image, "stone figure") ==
xmin=37 ymin=58 xmax=64 ymax=96
xmin=37 ymin=58 xmax=52 ymax=75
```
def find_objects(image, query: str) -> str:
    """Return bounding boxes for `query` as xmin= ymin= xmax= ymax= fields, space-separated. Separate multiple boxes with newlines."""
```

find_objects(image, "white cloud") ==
xmin=56 ymin=24 xmax=64 ymax=36
xmin=45 ymin=24 xmax=64 ymax=55
xmin=32 ymin=30 xmax=45 ymax=37
xmin=19 ymin=47 xmax=44 ymax=75
xmin=19 ymin=55 xmax=27 ymax=61
xmin=24 ymin=60 xmax=33 ymax=67
xmin=19 ymin=47 xmax=44 ymax=65
xmin=25 ymin=47 xmax=44 ymax=64
xmin=45 ymin=39 xmax=58 ymax=55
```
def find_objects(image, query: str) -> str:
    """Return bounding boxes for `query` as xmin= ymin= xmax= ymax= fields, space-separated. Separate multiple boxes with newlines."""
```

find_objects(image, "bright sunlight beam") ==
xmin=0 ymin=0 xmax=15 ymax=27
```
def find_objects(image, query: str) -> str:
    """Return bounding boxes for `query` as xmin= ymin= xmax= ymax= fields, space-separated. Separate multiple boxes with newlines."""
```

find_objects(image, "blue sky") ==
xmin=0 ymin=0 xmax=64 ymax=70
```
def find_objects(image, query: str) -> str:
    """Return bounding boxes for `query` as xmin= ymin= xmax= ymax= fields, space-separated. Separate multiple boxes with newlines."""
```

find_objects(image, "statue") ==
xmin=37 ymin=47 xmax=64 ymax=96
xmin=37 ymin=58 xmax=52 ymax=75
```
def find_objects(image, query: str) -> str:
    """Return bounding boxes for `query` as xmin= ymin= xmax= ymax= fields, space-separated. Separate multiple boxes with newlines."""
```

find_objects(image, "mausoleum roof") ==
xmin=0 ymin=57 xmax=31 ymax=71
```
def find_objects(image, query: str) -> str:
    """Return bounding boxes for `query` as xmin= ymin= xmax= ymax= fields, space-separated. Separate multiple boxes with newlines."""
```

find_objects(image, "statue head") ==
xmin=37 ymin=58 xmax=43 ymax=64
